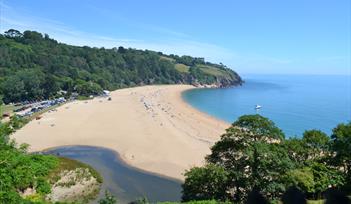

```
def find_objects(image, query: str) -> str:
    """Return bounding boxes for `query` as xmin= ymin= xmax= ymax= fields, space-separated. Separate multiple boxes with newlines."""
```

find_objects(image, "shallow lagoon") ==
xmin=45 ymin=146 xmax=182 ymax=203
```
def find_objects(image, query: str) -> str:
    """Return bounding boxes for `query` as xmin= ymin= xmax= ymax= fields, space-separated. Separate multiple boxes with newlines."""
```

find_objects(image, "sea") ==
xmin=182 ymin=74 xmax=351 ymax=137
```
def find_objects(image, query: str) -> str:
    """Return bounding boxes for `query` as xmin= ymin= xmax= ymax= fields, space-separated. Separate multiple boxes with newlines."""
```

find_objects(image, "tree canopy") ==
xmin=182 ymin=115 xmax=350 ymax=203
xmin=331 ymin=122 xmax=351 ymax=188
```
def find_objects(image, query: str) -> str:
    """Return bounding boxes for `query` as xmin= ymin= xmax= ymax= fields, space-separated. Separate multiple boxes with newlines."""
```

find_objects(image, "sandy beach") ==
xmin=12 ymin=85 xmax=229 ymax=180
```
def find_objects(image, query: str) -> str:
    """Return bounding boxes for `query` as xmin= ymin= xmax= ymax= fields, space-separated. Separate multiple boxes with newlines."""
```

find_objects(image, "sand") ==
xmin=12 ymin=85 xmax=229 ymax=180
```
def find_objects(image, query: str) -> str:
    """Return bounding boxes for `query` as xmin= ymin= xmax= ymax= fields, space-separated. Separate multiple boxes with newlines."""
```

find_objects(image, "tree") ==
xmin=2 ymin=69 xmax=45 ymax=103
xmin=302 ymin=129 xmax=329 ymax=159
xmin=2 ymin=75 xmax=26 ymax=103
xmin=205 ymin=115 xmax=292 ymax=201
xmin=283 ymin=127 xmax=347 ymax=199
xmin=182 ymin=164 xmax=229 ymax=202
xmin=42 ymin=75 xmax=60 ymax=98
xmin=330 ymin=122 xmax=351 ymax=185
xmin=309 ymin=162 xmax=345 ymax=199
xmin=4 ymin=29 xmax=23 ymax=39
xmin=283 ymin=138 xmax=308 ymax=165
xmin=182 ymin=116 xmax=350 ymax=202
xmin=23 ymin=30 xmax=43 ymax=41
xmin=232 ymin=114 xmax=285 ymax=141
xmin=284 ymin=167 xmax=315 ymax=194
xmin=75 ymin=80 xmax=103 ymax=96
xmin=283 ymin=162 xmax=346 ymax=200
xmin=117 ymin=46 xmax=126 ymax=53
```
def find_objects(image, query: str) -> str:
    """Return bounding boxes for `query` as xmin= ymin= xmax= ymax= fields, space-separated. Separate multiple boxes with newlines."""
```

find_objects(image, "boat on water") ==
xmin=255 ymin=104 xmax=262 ymax=109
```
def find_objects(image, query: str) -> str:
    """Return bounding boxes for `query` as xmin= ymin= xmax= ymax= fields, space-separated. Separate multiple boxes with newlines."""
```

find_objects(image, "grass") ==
xmin=197 ymin=65 xmax=227 ymax=77
xmin=22 ymin=156 xmax=103 ymax=204
xmin=307 ymin=200 xmax=324 ymax=204
xmin=160 ymin=56 xmax=176 ymax=62
xmin=77 ymin=95 xmax=92 ymax=100
xmin=1 ymin=104 xmax=23 ymax=114
xmin=47 ymin=157 xmax=103 ymax=184
xmin=175 ymin=63 xmax=190 ymax=73
xmin=46 ymin=157 xmax=103 ymax=204
xmin=1 ymin=100 xmax=63 ymax=121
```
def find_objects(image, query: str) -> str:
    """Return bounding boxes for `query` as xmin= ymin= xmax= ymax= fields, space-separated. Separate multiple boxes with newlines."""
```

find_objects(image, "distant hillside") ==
xmin=0 ymin=29 xmax=243 ymax=103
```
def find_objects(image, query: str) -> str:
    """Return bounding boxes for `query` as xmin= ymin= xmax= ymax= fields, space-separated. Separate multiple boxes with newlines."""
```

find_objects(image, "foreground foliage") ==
xmin=0 ymin=117 xmax=58 ymax=203
xmin=182 ymin=114 xmax=351 ymax=203
xmin=0 ymin=114 xmax=103 ymax=203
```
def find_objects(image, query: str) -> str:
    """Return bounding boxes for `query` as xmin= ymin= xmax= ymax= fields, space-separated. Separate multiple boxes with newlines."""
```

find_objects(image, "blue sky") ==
xmin=1 ymin=0 xmax=350 ymax=75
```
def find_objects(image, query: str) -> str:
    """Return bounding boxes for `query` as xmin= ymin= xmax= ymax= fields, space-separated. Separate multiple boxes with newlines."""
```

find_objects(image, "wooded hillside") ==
xmin=0 ymin=29 xmax=242 ymax=103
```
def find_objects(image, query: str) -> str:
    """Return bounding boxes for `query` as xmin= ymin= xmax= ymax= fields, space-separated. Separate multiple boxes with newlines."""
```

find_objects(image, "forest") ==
xmin=0 ymin=29 xmax=242 ymax=104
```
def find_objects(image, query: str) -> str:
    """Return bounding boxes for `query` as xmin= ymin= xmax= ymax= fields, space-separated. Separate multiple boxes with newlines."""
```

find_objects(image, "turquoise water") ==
xmin=183 ymin=74 xmax=351 ymax=137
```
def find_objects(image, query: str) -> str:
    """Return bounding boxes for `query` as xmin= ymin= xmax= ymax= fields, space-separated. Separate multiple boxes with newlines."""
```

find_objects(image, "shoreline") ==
xmin=180 ymin=88 xmax=230 ymax=126
xmin=43 ymin=144 xmax=184 ymax=184
xmin=12 ymin=85 xmax=229 ymax=180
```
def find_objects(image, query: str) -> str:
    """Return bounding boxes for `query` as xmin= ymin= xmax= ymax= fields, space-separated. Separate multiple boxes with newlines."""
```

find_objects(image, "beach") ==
xmin=12 ymin=85 xmax=229 ymax=180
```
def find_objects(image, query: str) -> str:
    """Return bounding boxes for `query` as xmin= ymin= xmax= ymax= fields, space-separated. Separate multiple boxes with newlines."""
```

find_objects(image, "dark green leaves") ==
xmin=183 ymin=115 xmax=350 ymax=202
xmin=233 ymin=114 xmax=285 ymax=140
xmin=0 ymin=116 xmax=58 ymax=203
xmin=182 ymin=164 xmax=229 ymax=202
xmin=331 ymin=122 xmax=351 ymax=181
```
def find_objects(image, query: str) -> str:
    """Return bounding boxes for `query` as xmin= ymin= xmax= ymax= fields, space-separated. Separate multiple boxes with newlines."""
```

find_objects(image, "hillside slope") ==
xmin=0 ymin=29 xmax=243 ymax=103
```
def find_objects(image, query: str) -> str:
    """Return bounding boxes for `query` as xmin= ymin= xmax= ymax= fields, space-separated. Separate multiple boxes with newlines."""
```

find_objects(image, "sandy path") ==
xmin=12 ymin=85 xmax=229 ymax=180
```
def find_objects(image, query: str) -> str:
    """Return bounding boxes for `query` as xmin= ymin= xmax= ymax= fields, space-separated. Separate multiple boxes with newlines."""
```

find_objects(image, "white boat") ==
xmin=255 ymin=104 xmax=262 ymax=109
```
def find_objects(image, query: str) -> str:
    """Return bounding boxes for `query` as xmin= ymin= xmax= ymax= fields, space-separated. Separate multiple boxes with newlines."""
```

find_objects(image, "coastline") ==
xmin=11 ymin=85 xmax=230 ymax=180
xmin=180 ymin=88 xmax=231 ymax=125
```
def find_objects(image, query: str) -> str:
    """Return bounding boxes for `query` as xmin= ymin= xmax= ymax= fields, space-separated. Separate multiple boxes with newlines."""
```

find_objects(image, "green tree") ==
xmin=232 ymin=114 xmax=285 ymax=141
xmin=309 ymin=162 xmax=345 ymax=199
xmin=2 ymin=69 xmax=45 ymax=103
xmin=283 ymin=138 xmax=308 ymax=165
xmin=2 ymin=75 xmax=26 ymax=103
xmin=75 ymin=80 xmax=103 ymax=96
xmin=182 ymin=164 xmax=229 ymax=202
xmin=182 ymin=116 xmax=350 ymax=202
xmin=42 ymin=75 xmax=60 ymax=98
xmin=284 ymin=167 xmax=315 ymax=194
xmin=302 ymin=129 xmax=329 ymax=159
xmin=330 ymin=122 xmax=351 ymax=186
xmin=283 ymin=161 xmax=346 ymax=200
xmin=205 ymin=115 xmax=292 ymax=201
xmin=4 ymin=29 xmax=23 ymax=39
